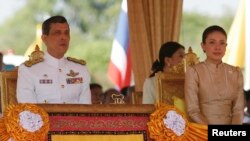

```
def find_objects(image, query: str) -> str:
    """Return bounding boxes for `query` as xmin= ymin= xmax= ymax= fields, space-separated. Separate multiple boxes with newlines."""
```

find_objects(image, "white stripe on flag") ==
xmin=111 ymin=39 xmax=127 ymax=80
xmin=121 ymin=0 xmax=127 ymax=13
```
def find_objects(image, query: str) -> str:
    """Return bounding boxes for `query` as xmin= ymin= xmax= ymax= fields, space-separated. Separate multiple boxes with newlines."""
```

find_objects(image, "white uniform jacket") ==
xmin=17 ymin=52 xmax=91 ymax=104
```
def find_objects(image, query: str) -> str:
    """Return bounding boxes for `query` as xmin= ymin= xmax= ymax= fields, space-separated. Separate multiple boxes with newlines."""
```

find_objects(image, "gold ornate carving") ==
xmin=166 ymin=60 xmax=185 ymax=74
xmin=184 ymin=47 xmax=200 ymax=70
xmin=156 ymin=71 xmax=185 ymax=105
xmin=0 ymin=69 xmax=18 ymax=112
xmin=24 ymin=45 xmax=44 ymax=67
xmin=111 ymin=93 xmax=125 ymax=104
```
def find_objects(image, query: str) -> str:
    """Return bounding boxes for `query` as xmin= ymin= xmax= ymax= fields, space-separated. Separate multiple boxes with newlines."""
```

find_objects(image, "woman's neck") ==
xmin=206 ymin=58 xmax=222 ymax=66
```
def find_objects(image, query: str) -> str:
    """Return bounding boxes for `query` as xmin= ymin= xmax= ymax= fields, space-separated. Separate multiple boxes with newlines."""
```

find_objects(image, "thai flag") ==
xmin=108 ymin=0 xmax=132 ymax=90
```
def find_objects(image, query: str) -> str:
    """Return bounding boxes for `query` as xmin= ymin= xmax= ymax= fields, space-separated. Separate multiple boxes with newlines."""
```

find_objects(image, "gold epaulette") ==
xmin=67 ymin=57 xmax=86 ymax=65
xmin=24 ymin=44 xmax=44 ymax=67
xmin=24 ymin=59 xmax=44 ymax=67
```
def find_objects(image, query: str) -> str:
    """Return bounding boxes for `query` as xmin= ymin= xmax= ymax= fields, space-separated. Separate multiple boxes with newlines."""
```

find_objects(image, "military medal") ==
xmin=67 ymin=69 xmax=79 ymax=77
xmin=66 ymin=77 xmax=83 ymax=84
xmin=40 ymin=74 xmax=52 ymax=84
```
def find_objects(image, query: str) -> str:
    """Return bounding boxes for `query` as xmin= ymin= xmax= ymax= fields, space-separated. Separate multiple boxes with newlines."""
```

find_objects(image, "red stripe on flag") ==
xmin=108 ymin=47 xmax=132 ymax=89
xmin=108 ymin=61 xmax=122 ymax=88
xmin=108 ymin=44 xmax=132 ymax=90
xmin=122 ymin=44 xmax=132 ymax=88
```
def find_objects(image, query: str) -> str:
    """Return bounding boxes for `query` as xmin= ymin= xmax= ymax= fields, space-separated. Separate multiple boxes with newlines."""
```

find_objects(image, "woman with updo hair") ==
xmin=185 ymin=25 xmax=244 ymax=124
xmin=142 ymin=41 xmax=185 ymax=104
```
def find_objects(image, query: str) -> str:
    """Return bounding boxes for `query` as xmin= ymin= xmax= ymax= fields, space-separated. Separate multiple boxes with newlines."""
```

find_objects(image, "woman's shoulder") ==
xmin=223 ymin=63 xmax=241 ymax=73
xmin=143 ymin=76 xmax=156 ymax=86
xmin=144 ymin=76 xmax=156 ymax=83
xmin=186 ymin=62 xmax=205 ymax=71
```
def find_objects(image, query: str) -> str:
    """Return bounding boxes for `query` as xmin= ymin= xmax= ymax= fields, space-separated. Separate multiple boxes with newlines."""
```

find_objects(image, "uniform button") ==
xmin=61 ymin=85 xmax=65 ymax=88
xmin=59 ymin=69 xmax=62 ymax=72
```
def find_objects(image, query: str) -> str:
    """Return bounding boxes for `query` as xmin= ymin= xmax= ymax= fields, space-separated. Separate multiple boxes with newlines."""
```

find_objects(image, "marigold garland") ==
xmin=0 ymin=104 xmax=50 ymax=141
xmin=148 ymin=103 xmax=208 ymax=141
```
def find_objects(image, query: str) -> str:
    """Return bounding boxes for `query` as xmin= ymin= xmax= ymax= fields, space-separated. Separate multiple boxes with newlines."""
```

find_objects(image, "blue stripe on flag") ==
xmin=115 ymin=9 xmax=129 ymax=54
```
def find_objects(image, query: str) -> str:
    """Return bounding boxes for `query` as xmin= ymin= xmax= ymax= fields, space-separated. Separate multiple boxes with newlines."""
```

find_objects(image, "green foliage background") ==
xmin=0 ymin=0 xmax=235 ymax=90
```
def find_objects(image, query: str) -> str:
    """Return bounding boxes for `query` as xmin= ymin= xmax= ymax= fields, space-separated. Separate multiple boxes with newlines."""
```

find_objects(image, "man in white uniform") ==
xmin=17 ymin=15 xmax=91 ymax=104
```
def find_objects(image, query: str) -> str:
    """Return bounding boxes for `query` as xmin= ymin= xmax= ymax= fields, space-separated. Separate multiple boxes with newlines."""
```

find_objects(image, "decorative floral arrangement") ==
xmin=147 ymin=103 xmax=207 ymax=141
xmin=0 ymin=104 xmax=49 ymax=141
xmin=163 ymin=110 xmax=186 ymax=136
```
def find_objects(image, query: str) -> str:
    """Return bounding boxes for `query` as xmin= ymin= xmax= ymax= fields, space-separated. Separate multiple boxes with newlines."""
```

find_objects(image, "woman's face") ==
xmin=166 ymin=48 xmax=185 ymax=67
xmin=201 ymin=31 xmax=227 ymax=64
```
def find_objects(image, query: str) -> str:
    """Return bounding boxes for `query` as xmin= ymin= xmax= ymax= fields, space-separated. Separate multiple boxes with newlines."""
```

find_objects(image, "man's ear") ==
xmin=41 ymin=34 xmax=46 ymax=42
xmin=41 ymin=35 xmax=48 ymax=48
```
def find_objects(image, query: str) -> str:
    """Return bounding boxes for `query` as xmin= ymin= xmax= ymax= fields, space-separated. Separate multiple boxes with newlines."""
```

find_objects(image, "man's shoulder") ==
xmin=23 ymin=57 xmax=44 ymax=67
xmin=66 ymin=57 xmax=86 ymax=65
xmin=18 ymin=60 xmax=45 ymax=73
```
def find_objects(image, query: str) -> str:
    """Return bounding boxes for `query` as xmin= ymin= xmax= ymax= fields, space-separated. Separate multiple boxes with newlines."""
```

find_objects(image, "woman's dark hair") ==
xmin=149 ymin=41 xmax=184 ymax=77
xmin=202 ymin=25 xmax=227 ymax=43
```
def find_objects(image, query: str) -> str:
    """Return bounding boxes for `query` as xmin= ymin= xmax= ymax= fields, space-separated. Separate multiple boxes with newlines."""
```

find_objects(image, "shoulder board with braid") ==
xmin=24 ymin=59 xmax=44 ymax=67
xmin=67 ymin=57 xmax=86 ymax=65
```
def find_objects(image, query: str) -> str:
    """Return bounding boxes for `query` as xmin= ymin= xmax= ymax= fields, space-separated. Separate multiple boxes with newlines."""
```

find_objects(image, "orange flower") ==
xmin=148 ymin=103 xmax=207 ymax=141
xmin=0 ymin=104 xmax=49 ymax=141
